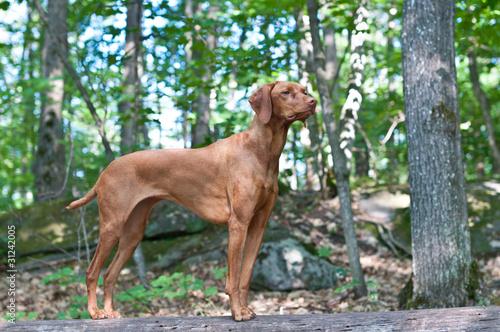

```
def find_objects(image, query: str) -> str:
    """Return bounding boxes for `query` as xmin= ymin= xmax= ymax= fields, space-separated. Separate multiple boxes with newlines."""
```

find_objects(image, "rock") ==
xmin=0 ymin=199 xmax=100 ymax=256
xmin=359 ymin=190 xmax=410 ymax=221
xmin=251 ymin=234 xmax=337 ymax=291
xmin=0 ymin=199 xmax=207 ymax=260
xmin=144 ymin=228 xmax=228 ymax=271
xmin=145 ymin=201 xmax=208 ymax=238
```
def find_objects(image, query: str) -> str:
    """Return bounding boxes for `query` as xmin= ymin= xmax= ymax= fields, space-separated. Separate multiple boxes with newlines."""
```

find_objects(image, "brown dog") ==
xmin=67 ymin=81 xmax=316 ymax=321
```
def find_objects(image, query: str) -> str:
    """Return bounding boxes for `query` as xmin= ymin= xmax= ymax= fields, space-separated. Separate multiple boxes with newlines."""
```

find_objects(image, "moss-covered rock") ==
xmin=0 ymin=200 xmax=208 ymax=261
xmin=0 ymin=199 xmax=100 ymax=258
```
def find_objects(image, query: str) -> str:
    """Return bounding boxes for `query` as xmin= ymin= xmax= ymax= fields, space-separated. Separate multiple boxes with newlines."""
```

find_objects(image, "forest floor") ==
xmin=2 ymin=189 xmax=500 ymax=321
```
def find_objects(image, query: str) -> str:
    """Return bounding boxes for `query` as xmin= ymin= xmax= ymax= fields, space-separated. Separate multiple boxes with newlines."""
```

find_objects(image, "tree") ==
xmin=401 ymin=0 xmax=475 ymax=307
xmin=119 ymin=0 xmax=143 ymax=155
xmin=188 ymin=0 xmax=215 ymax=147
xmin=339 ymin=0 xmax=369 ymax=172
xmin=305 ymin=0 xmax=367 ymax=297
xmin=33 ymin=0 xmax=68 ymax=201
xmin=467 ymin=50 xmax=500 ymax=175
xmin=294 ymin=5 xmax=327 ymax=195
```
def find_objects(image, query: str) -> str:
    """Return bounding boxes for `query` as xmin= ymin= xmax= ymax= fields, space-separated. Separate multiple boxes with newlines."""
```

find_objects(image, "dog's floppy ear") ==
xmin=249 ymin=82 xmax=276 ymax=125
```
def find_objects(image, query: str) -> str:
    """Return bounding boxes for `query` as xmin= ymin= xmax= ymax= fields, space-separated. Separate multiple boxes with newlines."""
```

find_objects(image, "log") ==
xmin=1 ymin=306 xmax=499 ymax=331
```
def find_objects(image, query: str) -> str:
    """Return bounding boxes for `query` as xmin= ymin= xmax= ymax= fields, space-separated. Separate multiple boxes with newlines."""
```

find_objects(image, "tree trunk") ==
xmin=119 ymin=0 xmax=143 ymax=155
xmin=22 ymin=4 xmax=38 ymax=200
xmin=386 ymin=12 xmax=399 ymax=185
xmin=306 ymin=0 xmax=367 ymax=297
xmin=294 ymin=6 xmax=327 ymax=195
xmin=190 ymin=2 xmax=214 ymax=148
xmin=34 ymin=0 xmax=67 ymax=201
xmin=354 ymin=147 xmax=369 ymax=178
xmin=402 ymin=0 xmax=473 ymax=307
xmin=467 ymin=50 xmax=500 ymax=175
xmin=339 ymin=0 xmax=369 ymax=172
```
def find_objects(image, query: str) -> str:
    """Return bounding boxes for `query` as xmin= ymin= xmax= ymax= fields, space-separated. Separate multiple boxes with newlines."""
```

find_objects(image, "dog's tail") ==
xmin=66 ymin=185 xmax=97 ymax=210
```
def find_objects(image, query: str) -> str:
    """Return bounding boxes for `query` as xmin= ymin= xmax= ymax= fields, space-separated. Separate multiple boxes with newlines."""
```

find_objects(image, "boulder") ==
xmin=251 ymin=233 xmax=337 ymax=291
xmin=0 ymin=199 xmax=209 ymax=262
xmin=145 ymin=201 xmax=207 ymax=238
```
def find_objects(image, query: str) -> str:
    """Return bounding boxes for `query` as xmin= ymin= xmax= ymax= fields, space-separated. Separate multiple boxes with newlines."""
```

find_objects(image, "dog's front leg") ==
xmin=226 ymin=216 xmax=254 ymax=321
xmin=237 ymin=197 xmax=276 ymax=314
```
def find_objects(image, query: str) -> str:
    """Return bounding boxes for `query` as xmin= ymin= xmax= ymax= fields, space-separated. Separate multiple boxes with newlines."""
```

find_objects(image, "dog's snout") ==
xmin=307 ymin=97 xmax=317 ymax=105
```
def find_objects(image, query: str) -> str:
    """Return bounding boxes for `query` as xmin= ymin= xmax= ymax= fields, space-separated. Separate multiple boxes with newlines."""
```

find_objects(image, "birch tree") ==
xmin=339 ymin=0 xmax=369 ymax=171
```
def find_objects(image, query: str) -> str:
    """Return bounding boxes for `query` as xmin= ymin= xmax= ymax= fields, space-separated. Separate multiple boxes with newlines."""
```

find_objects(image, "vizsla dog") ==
xmin=67 ymin=81 xmax=317 ymax=321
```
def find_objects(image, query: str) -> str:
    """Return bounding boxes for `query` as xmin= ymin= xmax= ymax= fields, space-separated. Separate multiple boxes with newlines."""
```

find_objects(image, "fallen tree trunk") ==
xmin=1 ymin=306 xmax=499 ymax=331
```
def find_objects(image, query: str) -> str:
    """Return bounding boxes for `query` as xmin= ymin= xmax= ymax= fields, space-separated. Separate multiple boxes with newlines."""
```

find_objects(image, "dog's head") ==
xmin=249 ymin=81 xmax=317 ymax=126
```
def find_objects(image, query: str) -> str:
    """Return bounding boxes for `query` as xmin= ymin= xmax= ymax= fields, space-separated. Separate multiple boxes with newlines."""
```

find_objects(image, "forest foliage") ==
xmin=0 ymin=0 xmax=498 ymax=211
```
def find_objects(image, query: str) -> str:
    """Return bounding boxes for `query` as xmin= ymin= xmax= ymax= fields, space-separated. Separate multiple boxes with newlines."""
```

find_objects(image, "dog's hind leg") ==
xmin=86 ymin=218 xmax=121 ymax=319
xmin=102 ymin=198 xmax=158 ymax=318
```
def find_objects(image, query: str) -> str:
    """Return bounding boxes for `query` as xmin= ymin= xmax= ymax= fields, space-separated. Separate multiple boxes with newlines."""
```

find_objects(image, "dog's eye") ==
xmin=282 ymin=91 xmax=290 ymax=95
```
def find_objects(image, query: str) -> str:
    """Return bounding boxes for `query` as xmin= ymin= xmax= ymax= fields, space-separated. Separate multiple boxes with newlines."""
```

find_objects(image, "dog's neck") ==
xmin=247 ymin=114 xmax=291 ymax=172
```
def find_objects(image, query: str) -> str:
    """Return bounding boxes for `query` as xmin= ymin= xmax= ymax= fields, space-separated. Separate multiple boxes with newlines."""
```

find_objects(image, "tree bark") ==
xmin=339 ymin=0 xmax=369 ymax=172
xmin=305 ymin=0 xmax=367 ymax=297
xmin=34 ymin=0 xmax=67 ymax=201
xmin=119 ymin=0 xmax=143 ymax=155
xmin=190 ymin=2 xmax=214 ymax=148
xmin=467 ymin=50 xmax=500 ymax=175
xmin=294 ymin=6 xmax=326 ymax=194
xmin=402 ymin=0 xmax=473 ymax=307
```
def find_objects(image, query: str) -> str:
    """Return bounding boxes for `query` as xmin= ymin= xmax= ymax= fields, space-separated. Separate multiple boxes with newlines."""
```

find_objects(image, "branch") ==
xmin=32 ymin=0 xmax=115 ymax=162
xmin=380 ymin=111 xmax=405 ymax=145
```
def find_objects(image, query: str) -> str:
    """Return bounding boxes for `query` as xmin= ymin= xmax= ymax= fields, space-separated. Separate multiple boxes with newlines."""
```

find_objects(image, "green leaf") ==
xmin=68 ymin=307 xmax=80 ymax=319
xmin=204 ymin=286 xmax=218 ymax=297
xmin=334 ymin=267 xmax=351 ymax=277
xmin=214 ymin=268 xmax=227 ymax=279
xmin=56 ymin=311 xmax=69 ymax=320
xmin=334 ymin=280 xmax=360 ymax=293
xmin=70 ymin=295 xmax=87 ymax=303
xmin=27 ymin=312 xmax=37 ymax=320
xmin=369 ymin=291 xmax=379 ymax=301
xmin=150 ymin=275 xmax=171 ymax=288
xmin=80 ymin=310 xmax=90 ymax=319
xmin=318 ymin=245 xmax=332 ymax=258
xmin=0 ymin=1 xmax=9 ymax=11
xmin=191 ymin=278 xmax=204 ymax=291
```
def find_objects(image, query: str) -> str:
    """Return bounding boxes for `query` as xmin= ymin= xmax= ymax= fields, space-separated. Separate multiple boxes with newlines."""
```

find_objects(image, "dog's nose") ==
xmin=307 ymin=97 xmax=317 ymax=105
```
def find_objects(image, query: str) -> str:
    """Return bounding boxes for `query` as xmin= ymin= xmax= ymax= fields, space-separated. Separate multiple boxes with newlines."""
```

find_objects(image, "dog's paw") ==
xmin=105 ymin=310 xmax=123 ymax=319
xmin=233 ymin=307 xmax=256 ymax=322
xmin=89 ymin=308 xmax=108 ymax=320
